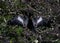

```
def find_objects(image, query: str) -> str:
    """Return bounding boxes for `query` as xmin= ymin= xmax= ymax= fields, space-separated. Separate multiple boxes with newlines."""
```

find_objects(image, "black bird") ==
xmin=7 ymin=15 xmax=28 ymax=27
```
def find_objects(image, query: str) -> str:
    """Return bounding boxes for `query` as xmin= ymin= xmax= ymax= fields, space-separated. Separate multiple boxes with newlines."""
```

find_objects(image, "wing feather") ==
xmin=17 ymin=16 xmax=23 ymax=24
xmin=37 ymin=17 xmax=43 ymax=24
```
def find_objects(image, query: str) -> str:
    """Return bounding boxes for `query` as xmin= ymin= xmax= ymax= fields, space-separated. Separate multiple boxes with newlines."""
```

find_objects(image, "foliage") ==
xmin=0 ymin=0 xmax=60 ymax=43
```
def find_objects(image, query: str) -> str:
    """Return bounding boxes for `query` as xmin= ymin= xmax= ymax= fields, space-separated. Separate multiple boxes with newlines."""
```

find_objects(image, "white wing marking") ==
xmin=37 ymin=17 xmax=42 ymax=24
xmin=17 ymin=16 xmax=23 ymax=24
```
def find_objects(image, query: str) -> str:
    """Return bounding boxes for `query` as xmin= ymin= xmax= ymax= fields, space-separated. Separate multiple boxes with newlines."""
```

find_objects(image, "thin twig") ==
xmin=27 ymin=4 xmax=42 ymax=14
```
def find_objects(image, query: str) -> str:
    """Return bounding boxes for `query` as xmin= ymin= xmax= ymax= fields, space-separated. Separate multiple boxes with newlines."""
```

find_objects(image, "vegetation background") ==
xmin=0 ymin=0 xmax=60 ymax=43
